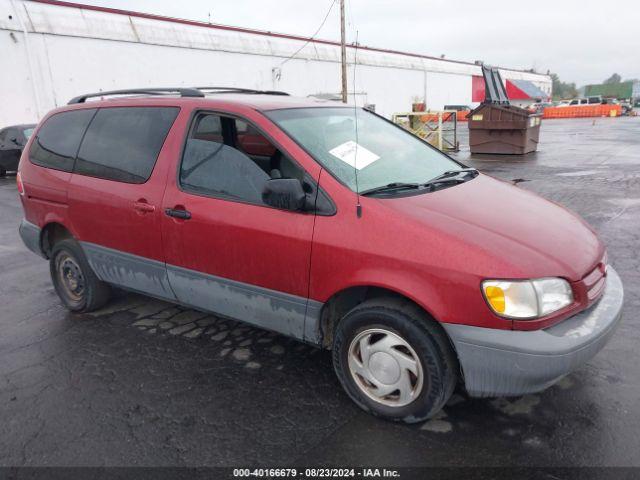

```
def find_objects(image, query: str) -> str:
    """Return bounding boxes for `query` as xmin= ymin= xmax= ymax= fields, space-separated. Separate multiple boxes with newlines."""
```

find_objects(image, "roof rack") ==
xmin=68 ymin=87 xmax=205 ymax=104
xmin=196 ymin=87 xmax=290 ymax=96
xmin=68 ymin=86 xmax=291 ymax=104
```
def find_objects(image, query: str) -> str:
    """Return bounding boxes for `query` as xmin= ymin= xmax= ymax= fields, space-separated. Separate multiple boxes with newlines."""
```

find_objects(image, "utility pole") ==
xmin=340 ymin=0 xmax=347 ymax=103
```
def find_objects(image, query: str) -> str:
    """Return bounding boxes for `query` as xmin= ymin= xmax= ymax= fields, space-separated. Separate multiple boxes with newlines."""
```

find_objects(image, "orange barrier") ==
xmin=456 ymin=110 xmax=470 ymax=122
xmin=542 ymin=104 xmax=622 ymax=119
xmin=419 ymin=110 xmax=470 ymax=122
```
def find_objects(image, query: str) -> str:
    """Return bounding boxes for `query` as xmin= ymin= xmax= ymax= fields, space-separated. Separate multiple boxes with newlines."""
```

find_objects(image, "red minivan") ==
xmin=17 ymin=88 xmax=623 ymax=423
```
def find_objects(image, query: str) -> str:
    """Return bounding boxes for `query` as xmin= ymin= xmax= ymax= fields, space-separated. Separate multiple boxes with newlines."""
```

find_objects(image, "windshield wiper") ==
xmin=421 ymin=168 xmax=478 ymax=190
xmin=360 ymin=169 xmax=478 ymax=197
xmin=360 ymin=182 xmax=421 ymax=196
xmin=427 ymin=168 xmax=478 ymax=183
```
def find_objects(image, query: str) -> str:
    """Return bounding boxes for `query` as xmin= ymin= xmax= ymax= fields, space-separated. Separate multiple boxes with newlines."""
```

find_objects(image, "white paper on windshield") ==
xmin=329 ymin=141 xmax=380 ymax=170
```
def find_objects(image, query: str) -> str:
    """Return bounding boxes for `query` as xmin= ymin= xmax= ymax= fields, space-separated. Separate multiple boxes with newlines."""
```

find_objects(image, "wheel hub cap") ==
xmin=347 ymin=328 xmax=424 ymax=408
xmin=368 ymin=351 xmax=400 ymax=384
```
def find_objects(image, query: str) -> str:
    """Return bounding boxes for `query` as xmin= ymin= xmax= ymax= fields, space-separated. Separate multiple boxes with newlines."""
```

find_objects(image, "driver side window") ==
xmin=180 ymin=113 xmax=304 ymax=206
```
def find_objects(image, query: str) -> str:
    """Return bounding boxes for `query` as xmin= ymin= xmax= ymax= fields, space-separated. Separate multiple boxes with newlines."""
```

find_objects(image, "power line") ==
xmin=346 ymin=0 xmax=355 ymax=32
xmin=280 ymin=0 xmax=337 ymax=66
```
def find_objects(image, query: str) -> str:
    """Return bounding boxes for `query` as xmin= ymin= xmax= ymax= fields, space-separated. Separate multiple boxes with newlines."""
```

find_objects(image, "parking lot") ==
xmin=1 ymin=116 xmax=639 ymax=468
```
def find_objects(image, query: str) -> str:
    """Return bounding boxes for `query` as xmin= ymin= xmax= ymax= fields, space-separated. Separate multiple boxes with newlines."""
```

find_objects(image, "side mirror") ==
xmin=262 ymin=178 xmax=306 ymax=211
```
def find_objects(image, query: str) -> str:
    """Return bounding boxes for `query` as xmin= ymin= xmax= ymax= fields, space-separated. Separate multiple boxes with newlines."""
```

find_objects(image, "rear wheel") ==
xmin=0 ymin=167 xmax=6 ymax=177
xmin=50 ymin=239 xmax=111 ymax=312
xmin=332 ymin=298 xmax=457 ymax=423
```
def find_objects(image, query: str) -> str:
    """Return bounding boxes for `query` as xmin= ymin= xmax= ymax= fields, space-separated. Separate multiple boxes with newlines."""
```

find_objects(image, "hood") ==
xmin=381 ymin=174 xmax=603 ymax=281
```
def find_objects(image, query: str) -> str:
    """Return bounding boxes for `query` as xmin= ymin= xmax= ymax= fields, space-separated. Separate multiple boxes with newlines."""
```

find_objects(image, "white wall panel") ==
xmin=344 ymin=63 xmax=424 ymax=114
xmin=0 ymin=0 xmax=551 ymax=126
xmin=426 ymin=72 xmax=473 ymax=110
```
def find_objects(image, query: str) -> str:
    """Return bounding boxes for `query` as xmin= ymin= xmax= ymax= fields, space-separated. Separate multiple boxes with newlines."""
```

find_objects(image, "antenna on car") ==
xmin=353 ymin=31 xmax=362 ymax=219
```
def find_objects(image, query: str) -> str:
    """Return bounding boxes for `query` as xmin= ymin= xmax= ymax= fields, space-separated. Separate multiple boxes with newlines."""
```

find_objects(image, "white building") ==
xmin=0 ymin=0 xmax=552 ymax=126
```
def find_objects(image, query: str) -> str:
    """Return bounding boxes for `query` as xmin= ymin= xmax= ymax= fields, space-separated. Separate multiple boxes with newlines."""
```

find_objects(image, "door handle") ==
xmin=133 ymin=200 xmax=156 ymax=213
xmin=165 ymin=207 xmax=191 ymax=220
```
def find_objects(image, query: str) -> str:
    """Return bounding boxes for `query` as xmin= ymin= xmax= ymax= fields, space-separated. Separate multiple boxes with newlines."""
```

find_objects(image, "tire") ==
xmin=332 ymin=297 xmax=457 ymax=423
xmin=50 ymin=238 xmax=111 ymax=312
xmin=0 ymin=168 xmax=6 ymax=177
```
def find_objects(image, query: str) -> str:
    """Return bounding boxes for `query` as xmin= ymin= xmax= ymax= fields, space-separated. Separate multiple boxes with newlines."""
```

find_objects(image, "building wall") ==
xmin=0 ymin=0 xmax=552 ymax=126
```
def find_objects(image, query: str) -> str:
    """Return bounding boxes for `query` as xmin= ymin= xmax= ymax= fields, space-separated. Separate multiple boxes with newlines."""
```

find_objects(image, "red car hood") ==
xmin=383 ymin=174 xmax=604 ymax=281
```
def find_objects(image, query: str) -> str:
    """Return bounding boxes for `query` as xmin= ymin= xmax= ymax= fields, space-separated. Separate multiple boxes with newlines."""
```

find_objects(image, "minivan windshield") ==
xmin=266 ymin=107 xmax=462 ymax=193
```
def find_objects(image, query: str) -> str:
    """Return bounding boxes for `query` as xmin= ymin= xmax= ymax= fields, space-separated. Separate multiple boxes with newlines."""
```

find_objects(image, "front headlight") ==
xmin=482 ymin=278 xmax=573 ymax=319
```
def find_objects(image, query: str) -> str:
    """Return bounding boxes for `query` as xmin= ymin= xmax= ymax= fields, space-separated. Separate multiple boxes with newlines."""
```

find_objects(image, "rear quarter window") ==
xmin=29 ymin=109 xmax=96 ymax=172
xmin=74 ymin=107 xmax=179 ymax=184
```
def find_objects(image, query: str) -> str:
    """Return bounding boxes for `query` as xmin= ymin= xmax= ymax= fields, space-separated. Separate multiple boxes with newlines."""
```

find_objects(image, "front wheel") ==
xmin=332 ymin=298 xmax=457 ymax=423
xmin=50 ymin=239 xmax=111 ymax=312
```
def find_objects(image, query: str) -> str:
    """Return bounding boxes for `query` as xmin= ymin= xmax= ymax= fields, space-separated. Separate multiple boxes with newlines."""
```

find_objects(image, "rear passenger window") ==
xmin=180 ymin=113 xmax=303 ymax=206
xmin=75 ymin=107 xmax=179 ymax=183
xmin=30 ymin=109 xmax=96 ymax=172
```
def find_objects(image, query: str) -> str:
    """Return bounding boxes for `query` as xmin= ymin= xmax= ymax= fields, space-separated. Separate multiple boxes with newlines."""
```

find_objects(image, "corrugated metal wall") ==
xmin=0 ymin=0 xmax=552 ymax=125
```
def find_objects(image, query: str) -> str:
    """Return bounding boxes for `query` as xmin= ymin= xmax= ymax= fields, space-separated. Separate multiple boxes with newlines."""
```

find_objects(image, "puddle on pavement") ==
xmin=556 ymin=170 xmax=599 ymax=177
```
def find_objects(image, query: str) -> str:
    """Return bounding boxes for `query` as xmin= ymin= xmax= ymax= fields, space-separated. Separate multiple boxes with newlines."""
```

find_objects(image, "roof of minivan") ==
xmin=203 ymin=93 xmax=349 ymax=110
xmin=69 ymin=93 xmax=350 ymax=112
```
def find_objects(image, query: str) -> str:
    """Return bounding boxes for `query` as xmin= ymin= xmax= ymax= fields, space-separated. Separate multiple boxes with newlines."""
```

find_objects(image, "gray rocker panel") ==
xmin=82 ymin=242 xmax=177 ymax=301
xmin=81 ymin=242 xmax=323 ymax=344
xmin=167 ymin=264 xmax=323 ymax=343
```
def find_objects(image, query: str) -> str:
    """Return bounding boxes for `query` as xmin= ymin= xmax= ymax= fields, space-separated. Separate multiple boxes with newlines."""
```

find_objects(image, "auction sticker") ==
xmin=329 ymin=141 xmax=380 ymax=170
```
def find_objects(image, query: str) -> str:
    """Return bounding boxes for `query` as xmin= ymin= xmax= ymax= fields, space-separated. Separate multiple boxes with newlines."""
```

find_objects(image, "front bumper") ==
xmin=443 ymin=267 xmax=624 ymax=397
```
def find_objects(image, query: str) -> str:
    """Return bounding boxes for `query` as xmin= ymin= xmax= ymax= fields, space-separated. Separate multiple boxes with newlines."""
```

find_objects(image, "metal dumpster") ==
xmin=468 ymin=65 xmax=542 ymax=154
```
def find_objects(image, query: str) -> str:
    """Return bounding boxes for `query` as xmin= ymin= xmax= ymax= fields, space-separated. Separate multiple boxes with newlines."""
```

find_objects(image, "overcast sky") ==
xmin=79 ymin=0 xmax=639 ymax=86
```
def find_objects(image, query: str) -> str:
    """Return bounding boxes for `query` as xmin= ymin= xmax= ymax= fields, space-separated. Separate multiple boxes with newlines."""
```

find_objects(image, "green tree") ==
xmin=603 ymin=73 xmax=622 ymax=84
xmin=550 ymin=73 xmax=578 ymax=100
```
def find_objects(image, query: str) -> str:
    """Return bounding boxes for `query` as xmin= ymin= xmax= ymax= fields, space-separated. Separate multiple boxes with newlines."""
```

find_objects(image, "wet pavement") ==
xmin=0 ymin=117 xmax=639 ymax=468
